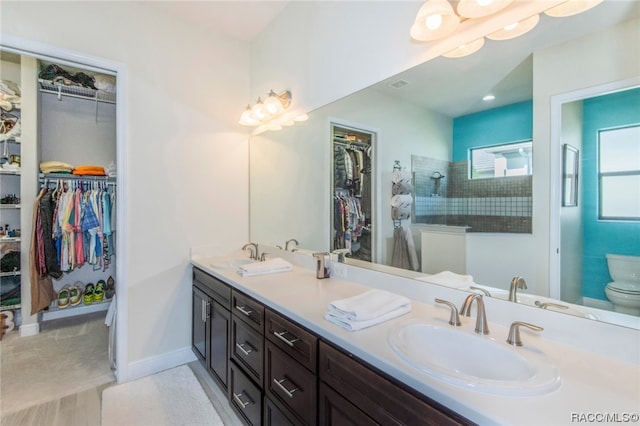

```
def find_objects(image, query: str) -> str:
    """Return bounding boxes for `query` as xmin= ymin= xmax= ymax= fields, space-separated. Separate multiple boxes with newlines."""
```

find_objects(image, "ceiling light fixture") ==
xmin=482 ymin=94 xmax=496 ymax=101
xmin=544 ymin=0 xmax=604 ymax=17
xmin=486 ymin=14 xmax=540 ymax=41
xmin=239 ymin=90 xmax=308 ymax=135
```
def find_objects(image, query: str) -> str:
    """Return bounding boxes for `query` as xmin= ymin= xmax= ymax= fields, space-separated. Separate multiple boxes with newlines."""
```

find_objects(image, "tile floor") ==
xmin=0 ymin=312 xmax=239 ymax=425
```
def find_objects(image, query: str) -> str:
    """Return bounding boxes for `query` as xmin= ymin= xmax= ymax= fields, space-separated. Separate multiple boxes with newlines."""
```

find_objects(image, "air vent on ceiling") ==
xmin=390 ymin=79 xmax=410 ymax=89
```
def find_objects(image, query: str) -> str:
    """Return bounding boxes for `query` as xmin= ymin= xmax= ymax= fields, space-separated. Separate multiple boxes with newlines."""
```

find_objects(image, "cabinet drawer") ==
xmin=230 ymin=362 xmax=263 ymax=426
xmin=233 ymin=290 xmax=265 ymax=332
xmin=193 ymin=267 xmax=231 ymax=309
xmin=265 ymin=340 xmax=317 ymax=425
xmin=265 ymin=309 xmax=317 ymax=373
xmin=231 ymin=315 xmax=264 ymax=387
xmin=264 ymin=396 xmax=300 ymax=426
xmin=319 ymin=382 xmax=376 ymax=426
xmin=319 ymin=341 xmax=471 ymax=426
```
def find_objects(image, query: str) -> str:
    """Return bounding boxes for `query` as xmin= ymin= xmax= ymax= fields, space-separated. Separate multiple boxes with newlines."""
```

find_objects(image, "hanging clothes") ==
xmin=33 ymin=178 xmax=116 ymax=279
xmin=29 ymin=188 xmax=57 ymax=314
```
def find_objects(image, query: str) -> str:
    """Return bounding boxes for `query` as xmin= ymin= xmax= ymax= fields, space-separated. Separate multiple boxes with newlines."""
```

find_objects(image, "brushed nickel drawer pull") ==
xmin=232 ymin=392 xmax=252 ymax=409
xmin=236 ymin=342 xmax=254 ymax=356
xmin=273 ymin=330 xmax=299 ymax=347
xmin=273 ymin=377 xmax=298 ymax=398
xmin=235 ymin=305 xmax=253 ymax=316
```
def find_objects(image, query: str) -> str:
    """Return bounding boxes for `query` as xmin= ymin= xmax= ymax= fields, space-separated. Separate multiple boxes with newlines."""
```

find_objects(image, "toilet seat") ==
xmin=606 ymin=281 xmax=640 ymax=295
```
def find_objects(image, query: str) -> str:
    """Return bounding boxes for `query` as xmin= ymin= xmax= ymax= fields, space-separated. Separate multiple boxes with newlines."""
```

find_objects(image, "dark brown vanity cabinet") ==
xmin=319 ymin=341 xmax=472 ymax=426
xmin=192 ymin=267 xmax=231 ymax=391
xmin=193 ymin=267 xmax=471 ymax=426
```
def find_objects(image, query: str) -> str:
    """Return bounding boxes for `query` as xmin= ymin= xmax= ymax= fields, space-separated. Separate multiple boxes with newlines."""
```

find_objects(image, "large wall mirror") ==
xmin=250 ymin=1 xmax=640 ymax=329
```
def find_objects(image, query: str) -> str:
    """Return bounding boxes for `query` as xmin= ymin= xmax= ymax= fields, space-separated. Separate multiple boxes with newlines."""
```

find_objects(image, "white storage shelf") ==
xmin=38 ymin=79 xmax=116 ymax=104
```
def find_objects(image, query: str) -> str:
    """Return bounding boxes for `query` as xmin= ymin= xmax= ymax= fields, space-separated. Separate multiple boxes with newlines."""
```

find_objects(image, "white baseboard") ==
xmin=19 ymin=322 xmax=40 ymax=337
xmin=123 ymin=346 xmax=197 ymax=383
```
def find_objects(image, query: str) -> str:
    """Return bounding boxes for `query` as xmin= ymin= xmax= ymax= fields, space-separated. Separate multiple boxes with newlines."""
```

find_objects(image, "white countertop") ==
xmin=191 ymin=253 xmax=640 ymax=426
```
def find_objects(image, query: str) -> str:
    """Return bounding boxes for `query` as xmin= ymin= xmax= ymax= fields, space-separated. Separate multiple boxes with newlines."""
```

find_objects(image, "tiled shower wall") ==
xmin=412 ymin=155 xmax=532 ymax=233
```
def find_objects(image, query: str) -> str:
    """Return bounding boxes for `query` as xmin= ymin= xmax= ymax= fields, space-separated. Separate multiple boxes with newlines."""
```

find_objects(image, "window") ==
xmin=470 ymin=141 xmax=532 ymax=179
xmin=599 ymin=125 xmax=640 ymax=220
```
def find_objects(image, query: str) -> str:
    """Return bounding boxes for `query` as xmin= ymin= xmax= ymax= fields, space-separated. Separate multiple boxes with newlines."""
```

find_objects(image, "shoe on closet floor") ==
xmin=58 ymin=286 xmax=70 ymax=309
xmin=105 ymin=276 xmax=115 ymax=300
xmin=69 ymin=282 xmax=83 ymax=306
xmin=83 ymin=283 xmax=95 ymax=305
xmin=94 ymin=280 xmax=105 ymax=303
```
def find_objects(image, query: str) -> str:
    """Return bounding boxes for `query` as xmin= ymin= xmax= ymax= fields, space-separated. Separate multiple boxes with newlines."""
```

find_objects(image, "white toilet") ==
xmin=605 ymin=254 xmax=640 ymax=316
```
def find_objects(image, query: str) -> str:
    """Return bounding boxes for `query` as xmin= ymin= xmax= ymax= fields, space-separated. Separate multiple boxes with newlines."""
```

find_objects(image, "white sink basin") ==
xmin=210 ymin=257 xmax=254 ymax=270
xmin=388 ymin=323 xmax=561 ymax=396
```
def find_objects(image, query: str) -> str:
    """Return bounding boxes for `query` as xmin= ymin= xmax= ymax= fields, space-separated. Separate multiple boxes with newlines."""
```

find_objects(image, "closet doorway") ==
xmin=0 ymin=39 xmax=126 ymax=388
xmin=331 ymin=122 xmax=376 ymax=263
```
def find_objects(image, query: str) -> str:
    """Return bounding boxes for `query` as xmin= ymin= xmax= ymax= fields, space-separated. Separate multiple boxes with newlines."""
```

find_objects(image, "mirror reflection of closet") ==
xmin=331 ymin=123 xmax=374 ymax=262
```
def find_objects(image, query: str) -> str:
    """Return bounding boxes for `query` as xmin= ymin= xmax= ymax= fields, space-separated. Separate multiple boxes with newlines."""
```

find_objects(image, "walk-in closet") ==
xmin=0 ymin=48 xmax=119 ymax=417
xmin=331 ymin=123 xmax=374 ymax=262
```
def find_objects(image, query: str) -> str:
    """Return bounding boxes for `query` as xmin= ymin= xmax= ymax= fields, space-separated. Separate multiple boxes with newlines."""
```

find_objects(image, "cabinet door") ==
xmin=210 ymin=299 xmax=231 ymax=390
xmin=318 ymin=382 xmax=376 ymax=426
xmin=192 ymin=286 xmax=209 ymax=362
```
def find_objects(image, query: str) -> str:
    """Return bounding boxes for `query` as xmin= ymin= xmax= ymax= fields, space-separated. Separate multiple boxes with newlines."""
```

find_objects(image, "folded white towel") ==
xmin=325 ymin=304 xmax=411 ymax=331
xmin=328 ymin=289 xmax=411 ymax=322
xmin=237 ymin=257 xmax=293 ymax=277
xmin=415 ymin=270 xmax=473 ymax=288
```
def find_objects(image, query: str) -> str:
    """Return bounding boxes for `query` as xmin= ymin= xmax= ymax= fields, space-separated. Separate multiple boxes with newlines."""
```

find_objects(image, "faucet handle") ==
xmin=507 ymin=321 xmax=543 ymax=346
xmin=260 ymin=252 xmax=269 ymax=262
xmin=435 ymin=298 xmax=461 ymax=326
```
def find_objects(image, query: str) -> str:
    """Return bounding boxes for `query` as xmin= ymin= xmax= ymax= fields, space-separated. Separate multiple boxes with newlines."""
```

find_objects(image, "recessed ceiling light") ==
xmin=483 ymin=94 xmax=496 ymax=101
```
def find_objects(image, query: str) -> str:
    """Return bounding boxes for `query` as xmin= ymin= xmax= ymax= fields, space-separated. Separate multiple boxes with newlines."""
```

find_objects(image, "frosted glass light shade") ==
xmin=544 ymin=0 xmax=603 ymax=17
xmin=264 ymin=90 xmax=284 ymax=115
xmin=486 ymin=14 xmax=540 ymax=41
xmin=411 ymin=0 xmax=460 ymax=41
xmin=442 ymin=37 xmax=485 ymax=58
xmin=250 ymin=98 xmax=268 ymax=121
xmin=457 ymin=0 xmax=514 ymax=18
xmin=239 ymin=105 xmax=259 ymax=126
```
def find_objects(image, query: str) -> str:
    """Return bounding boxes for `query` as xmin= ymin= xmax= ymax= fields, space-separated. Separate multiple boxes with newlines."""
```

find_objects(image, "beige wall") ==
xmin=1 ymin=1 xmax=251 ymax=376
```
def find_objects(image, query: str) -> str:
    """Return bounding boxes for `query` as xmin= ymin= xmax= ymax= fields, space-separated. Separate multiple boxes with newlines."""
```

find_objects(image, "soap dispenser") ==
xmin=313 ymin=252 xmax=330 ymax=279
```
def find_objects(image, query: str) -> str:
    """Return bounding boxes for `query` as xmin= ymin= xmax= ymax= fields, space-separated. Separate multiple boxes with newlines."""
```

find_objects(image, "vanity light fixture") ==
xmin=486 ymin=14 xmax=540 ymax=41
xmin=442 ymin=37 xmax=485 ymax=58
xmin=410 ymin=0 xmax=460 ymax=42
xmin=544 ymin=0 xmax=603 ymax=18
xmin=456 ymin=0 xmax=514 ymax=19
xmin=239 ymin=89 xmax=307 ymax=134
xmin=411 ymin=0 xmax=604 ymax=58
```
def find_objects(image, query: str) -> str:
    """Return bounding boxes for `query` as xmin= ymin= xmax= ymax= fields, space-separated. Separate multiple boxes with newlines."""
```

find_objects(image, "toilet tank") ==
xmin=606 ymin=254 xmax=640 ymax=282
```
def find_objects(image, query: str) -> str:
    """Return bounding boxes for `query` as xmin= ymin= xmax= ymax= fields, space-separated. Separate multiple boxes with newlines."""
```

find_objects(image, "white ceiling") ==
xmin=142 ymin=1 xmax=290 ymax=42
xmin=140 ymin=1 xmax=638 ymax=118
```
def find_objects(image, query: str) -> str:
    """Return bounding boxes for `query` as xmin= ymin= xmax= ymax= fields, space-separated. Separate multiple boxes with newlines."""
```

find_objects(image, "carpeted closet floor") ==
xmin=0 ymin=312 xmax=239 ymax=426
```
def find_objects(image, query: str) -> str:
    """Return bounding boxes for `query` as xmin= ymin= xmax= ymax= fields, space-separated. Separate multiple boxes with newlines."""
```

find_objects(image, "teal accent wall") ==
xmin=582 ymin=88 xmax=640 ymax=301
xmin=452 ymin=101 xmax=532 ymax=162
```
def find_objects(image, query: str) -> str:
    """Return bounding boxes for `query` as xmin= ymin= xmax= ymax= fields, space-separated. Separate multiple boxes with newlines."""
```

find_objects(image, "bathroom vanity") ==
xmin=191 ymin=250 xmax=639 ymax=425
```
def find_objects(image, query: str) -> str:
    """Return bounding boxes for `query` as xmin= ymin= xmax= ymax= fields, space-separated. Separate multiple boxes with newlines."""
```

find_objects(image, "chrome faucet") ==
xmin=534 ymin=300 xmax=569 ymax=311
xmin=285 ymin=238 xmax=299 ymax=251
xmin=508 ymin=276 xmax=527 ymax=302
xmin=460 ymin=294 xmax=489 ymax=335
xmin=506 ymin=321 xmax=543 ymax=346
xmin=242 ymin=242 xmax=259 ymax=260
